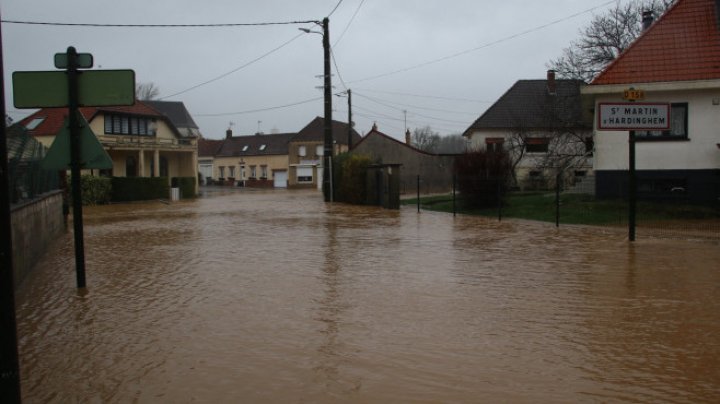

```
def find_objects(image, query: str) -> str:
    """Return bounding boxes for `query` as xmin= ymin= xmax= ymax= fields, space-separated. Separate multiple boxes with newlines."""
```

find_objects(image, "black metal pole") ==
xmin=417 ymin=175 xmax=420 ymax=213
xmin=347 ymin=89 xmax=353 ymax=149
xmin=497 ymin=177 xmax=502 ymax=222
xmin=556 ymin=172 xmax=561 ymax=228
xmin=452 ymin=174 xmax=456 ymax=217
xmin=0 ymin=10 xmax=23 ymax=402
xmin=322 ymin=18 xmax=333 ymax=203
xmin=629 ymin=130 xmax=636 ymax=241
xmin=67 ymin=47 xmax=87 ymax=287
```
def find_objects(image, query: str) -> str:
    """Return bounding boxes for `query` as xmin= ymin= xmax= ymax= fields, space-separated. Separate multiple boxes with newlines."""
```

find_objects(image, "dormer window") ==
xmin=259 ymin=144 xmax=267 ymax=151
xmin=242 ymin=145 xmax=249 ymax=152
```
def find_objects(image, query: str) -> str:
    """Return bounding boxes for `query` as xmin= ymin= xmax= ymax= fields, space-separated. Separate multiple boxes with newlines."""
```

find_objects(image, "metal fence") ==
xmin=6 ymin=126 xmax=60 ymax=205
xmin=410 ymin=173 xmax=720 ymax=241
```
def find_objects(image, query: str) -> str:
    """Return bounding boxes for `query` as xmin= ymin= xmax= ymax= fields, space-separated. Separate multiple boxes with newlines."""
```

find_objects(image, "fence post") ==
xmin=556 ymin=172 xmax=561 ymax=228
xmin=497 ymin=177 xmax=502 ymax=222
xmin=452 ymin=174 xmax=457 ymax=217
xmin=417 ymin=175 xmax=420 ymax=213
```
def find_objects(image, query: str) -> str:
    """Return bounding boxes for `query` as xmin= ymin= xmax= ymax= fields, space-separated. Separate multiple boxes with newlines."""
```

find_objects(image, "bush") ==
xmin=79 ymin=175 xmax=112 ymax=205
xmin=111 ymin=177 xmax=169 ymax=202
xmin=334 ymin=153 xmax=374 ymax=204
xmin=454 ymin=150 xmax=512 ymax=208
xmin=171 ymin=177 xmax=197 ymax=199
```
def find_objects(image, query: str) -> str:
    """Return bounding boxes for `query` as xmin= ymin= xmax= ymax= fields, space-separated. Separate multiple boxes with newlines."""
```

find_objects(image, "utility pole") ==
xmin=322 ymin=17 xmax=333 ymax=202
xmin=0 ymin=11 xmax=23 ymax=402
xmin=346 ymin=89 xmax=353 ymax=149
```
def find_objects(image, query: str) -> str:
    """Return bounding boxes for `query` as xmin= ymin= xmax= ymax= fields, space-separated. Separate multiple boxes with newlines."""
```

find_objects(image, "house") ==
xmin=212 ymin=129 xmax=295 ymax=188
xmin=18 ymin=101 xmax=199 ymax=193
xmin=582 ymin=0 xmax=720 ymax=203
xmin=350 ymin=125 xmax=457 ymax=194
xmin=288 ymin=117 xmax=361 ymax=189
xmin=463 ymin=71 xmax=593 ymax=190
xmin=197 ymin=137 xmax=224 ymax=185
xmin=145 ymin=100 xmax=202 ymax=138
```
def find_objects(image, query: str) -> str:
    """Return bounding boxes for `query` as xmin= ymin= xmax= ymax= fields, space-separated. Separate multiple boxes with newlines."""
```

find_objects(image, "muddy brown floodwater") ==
xmin=14 ymin=189 xmax=720 ymax=403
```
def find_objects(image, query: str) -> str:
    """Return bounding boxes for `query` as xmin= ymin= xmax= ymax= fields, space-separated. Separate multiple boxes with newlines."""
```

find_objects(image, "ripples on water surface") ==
xmin=15 ymin=189 xmax=720 ymax=403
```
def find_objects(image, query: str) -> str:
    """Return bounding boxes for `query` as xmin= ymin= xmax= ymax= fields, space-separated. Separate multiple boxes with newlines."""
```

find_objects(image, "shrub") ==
xmin=454 ymin=149 xmax=512 ymax=208
xmin=334 ymin=153 xmax=374 ymax=204
xmin=171 ymin=177 xmax=197 ymax=199
xmin=111 ymin=177 xmax=169 ymax=202
xmin=79 ymin=175 xmax=112 ymax=205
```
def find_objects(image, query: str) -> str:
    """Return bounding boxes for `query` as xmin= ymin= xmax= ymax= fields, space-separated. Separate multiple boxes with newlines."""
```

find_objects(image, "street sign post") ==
xmin=597 ymin=99 xmax=670 ymax=242
xmin=12 ymin=47 xmax=135 ymax=288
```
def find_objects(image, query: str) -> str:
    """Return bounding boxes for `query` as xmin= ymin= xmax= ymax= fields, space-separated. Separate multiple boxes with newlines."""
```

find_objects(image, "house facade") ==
xmin=582 ymin=0 xmax=720 ymax=203
xmin=288 ymin=117 xmax=361 ymax=189
xmin=350 ymin=126 xmax=457 ymax=195
xmin=19 ymin=101 xmax=199 ymax=193
xmin=463 ymin=71 xmax=593 ymax=190
xmin=212 ymin=130 xmax=295 ymax=188
xmin=197 ymin=137 xmax=224 ymax=185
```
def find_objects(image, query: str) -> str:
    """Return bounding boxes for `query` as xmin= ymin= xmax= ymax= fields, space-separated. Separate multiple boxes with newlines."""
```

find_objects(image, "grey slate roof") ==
xmin=145 ymin=100 xmax=200 ymax=137
xmin=216 ymin=133 xmax=295 ymax=157
xmin=292 ymin=116 xmax=362 ymax=145
xmin=463 ymin=79 xmax=590 ymax=135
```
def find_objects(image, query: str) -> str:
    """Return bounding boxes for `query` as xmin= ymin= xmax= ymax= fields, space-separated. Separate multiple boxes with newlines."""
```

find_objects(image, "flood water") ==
xmin=15 ymin=189 xmax=720 ymax=403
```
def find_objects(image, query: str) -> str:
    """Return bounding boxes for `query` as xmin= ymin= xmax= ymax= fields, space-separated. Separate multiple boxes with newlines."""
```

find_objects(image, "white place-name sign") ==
xmin=597 ymin=102 xmax=670 ymax=130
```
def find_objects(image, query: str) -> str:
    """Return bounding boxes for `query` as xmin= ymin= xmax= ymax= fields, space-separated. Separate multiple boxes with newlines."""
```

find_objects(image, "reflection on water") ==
xmin=15 ymin=190 xmax=720 ymax=403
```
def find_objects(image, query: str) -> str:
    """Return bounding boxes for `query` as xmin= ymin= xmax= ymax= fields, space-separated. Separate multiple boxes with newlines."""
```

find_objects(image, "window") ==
xmin=525 ymin=138 xmax=550 ymax=153
xmin=250 ymin=165 xmax=257 ymax=179
xmin=316 ymin=145 xmax=324 ymax=156
xmin=259 ymin=144 xmax=267 ymax=151
xmin=260 ymin=165 xmax=268 ymax=179
xmin=229 ymin=166 xmax=236 ymax=178
xmin=298 ymin=146 xmax=307 ymax=157
xmin=297 ymin=166 xmax=313 ymax=183
xmin=105 ymin=114 xmax=153 ymax=136
xmin=126 ymin=156 xmax=137 ymax=177
xmin=485 ymin=137 xmax=504 ymax=153
xmin=219 ymin=166 xmax=225 ymax=178
xmin=242 ymin=145 xmax=249 ymax=152
xmin=636 ymin=103 xmax=688 ymax=139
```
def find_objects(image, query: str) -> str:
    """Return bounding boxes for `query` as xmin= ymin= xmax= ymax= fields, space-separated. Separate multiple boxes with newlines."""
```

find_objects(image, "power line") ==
xmin=348 ymin=0 xmax=616 ymax=84
xmin=161 ymin=32 xmax=306 ymax=99
xmin=330 ymin=48 xmax=348 ymax=91
xmin=327 ymin=0 xmax=345 ymax=17
xmin=354 ymin=87 xmax=491 ymax=103
xmin=0 ymin=19 xmax=319 ymax=28
xmin=333 ymin=0 xmax=366 ymax=47
xmin=195 ymin=96 xmax=323 ymax=117
xmin=352 ymin=92 xmax=479 ymax=116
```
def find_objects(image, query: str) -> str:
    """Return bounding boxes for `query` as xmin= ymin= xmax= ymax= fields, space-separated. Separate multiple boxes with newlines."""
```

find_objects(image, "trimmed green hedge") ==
xmin=111 ymin=177 xmax=169 ymax=202
xmin=334 ymin=153 xmax=374 ymax=204
xmin=79 ymin=175 xmax=112 ymax=205
xmin=171 ymin=177 xmax=197 ymax=199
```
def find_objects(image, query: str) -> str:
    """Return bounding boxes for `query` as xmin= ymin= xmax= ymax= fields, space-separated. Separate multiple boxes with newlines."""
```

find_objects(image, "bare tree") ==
xmin=436 ymin=134 xmax=467 ymax=154
xmin=411 ymin=126 xmax=440 ymax=153
xmin=547 ymin=0 xmax=673 ymax=82
xmin=135 ymin=82 xmax=161 ymax=100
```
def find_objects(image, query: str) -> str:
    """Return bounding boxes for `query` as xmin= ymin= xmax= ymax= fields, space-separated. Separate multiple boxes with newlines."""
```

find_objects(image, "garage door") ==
xmin=274 ymin=170 xmax=288 ymax=188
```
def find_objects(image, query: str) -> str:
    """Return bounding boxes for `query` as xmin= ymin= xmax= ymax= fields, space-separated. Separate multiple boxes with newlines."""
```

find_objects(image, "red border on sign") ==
xmin=597 ymin=102 xmax=671 ymax=131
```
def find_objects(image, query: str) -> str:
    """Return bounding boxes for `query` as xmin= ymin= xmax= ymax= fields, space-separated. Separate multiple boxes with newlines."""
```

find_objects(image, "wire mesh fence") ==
xmin=405 ymin=173 xmax=720 ymax=241
xmin=6 ymin=126 xmax=61 ymax=205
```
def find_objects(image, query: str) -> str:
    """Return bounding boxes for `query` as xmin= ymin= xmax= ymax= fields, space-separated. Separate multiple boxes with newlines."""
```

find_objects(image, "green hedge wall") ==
xmin=171 ymin=177 xmax=197 ymax=199
xmin=111 ymin=177 xmax=169 ymax=202
xmin=79 ymin=175 xmax=112 ymax=205
xmin=334 ymin=153 xmax=374 ymax=204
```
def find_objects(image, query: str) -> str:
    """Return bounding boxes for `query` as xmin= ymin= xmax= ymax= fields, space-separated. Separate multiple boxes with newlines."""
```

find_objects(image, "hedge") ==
xmin=333 ymin=153 xmax=374 ymax=204
xmin=79 ymin=175 xmax=112 ymax=205
xmin=111 ymin=177 xmax=170 ymax=202
xmin=171 ymin=177 xmax=197 ymax=199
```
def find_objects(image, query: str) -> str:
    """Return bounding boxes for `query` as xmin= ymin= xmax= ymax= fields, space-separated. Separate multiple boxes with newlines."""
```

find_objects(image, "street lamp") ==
xmin=299 ymin=18 xmax=333 ymax=202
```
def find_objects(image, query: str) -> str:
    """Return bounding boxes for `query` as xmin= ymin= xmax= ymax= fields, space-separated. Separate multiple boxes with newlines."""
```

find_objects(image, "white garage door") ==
xmin=274 ymin=171 xmax=288 ymax=188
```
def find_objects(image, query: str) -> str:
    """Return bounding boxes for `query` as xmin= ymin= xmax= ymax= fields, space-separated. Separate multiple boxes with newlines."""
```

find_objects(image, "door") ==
xmin=274 ymin=170 xmax=288 ymax=188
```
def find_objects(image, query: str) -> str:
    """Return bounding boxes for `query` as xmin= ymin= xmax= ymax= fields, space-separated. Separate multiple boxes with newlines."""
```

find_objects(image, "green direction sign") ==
xmin=13 ymin=69 xmax=135 ymax=108
xmin=41 ymin=113 xmax=113 ymax=170
xmin=55 ymin=52 xmax=93 ymax=69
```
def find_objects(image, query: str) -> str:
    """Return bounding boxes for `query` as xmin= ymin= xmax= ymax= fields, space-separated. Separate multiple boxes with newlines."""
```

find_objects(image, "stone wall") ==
xmin=10 ymin=191 xmax=65 ymax=287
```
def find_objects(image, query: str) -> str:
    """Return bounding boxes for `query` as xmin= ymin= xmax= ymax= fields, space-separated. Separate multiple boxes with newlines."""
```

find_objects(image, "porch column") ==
xmin=154 ymin=149 xmax=160 ymax=178
xmin=191 ymin=150 xmax=198 ymax=194
xmin=138 ymin=150 xmax=145 ymax=177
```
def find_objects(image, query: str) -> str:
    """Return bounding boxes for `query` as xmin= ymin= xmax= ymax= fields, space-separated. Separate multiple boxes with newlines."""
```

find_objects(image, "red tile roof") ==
xmin=592 ymin=0 xmax=720 ymax=85
xmin=17 ymin=102 xmax=165 ymax=137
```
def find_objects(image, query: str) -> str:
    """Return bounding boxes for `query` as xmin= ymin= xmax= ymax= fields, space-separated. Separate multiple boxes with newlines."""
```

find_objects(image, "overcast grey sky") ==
xmin=2 ymin=0 xmax=619 ymax=140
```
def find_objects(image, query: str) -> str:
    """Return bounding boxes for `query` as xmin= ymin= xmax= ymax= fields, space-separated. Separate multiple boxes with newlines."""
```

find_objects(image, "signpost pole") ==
xmin=628 ymin=130 xmax=636 ymax=241
xmin=66 ymin=46 xmax=87 ymax=288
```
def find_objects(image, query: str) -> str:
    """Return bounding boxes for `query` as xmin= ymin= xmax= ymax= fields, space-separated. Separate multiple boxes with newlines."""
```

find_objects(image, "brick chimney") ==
xmin=405 ymin=129 xmax=412 ymax=145
xmin=642 ymin=10 xmax=654 ymax=31
xmin=547 ymin=70 xmax=556 ymax=95
xmin=226 ymin=128 xmax=232 ymax=139
xmin=372 ymin=122 xmax=378 ymax=132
